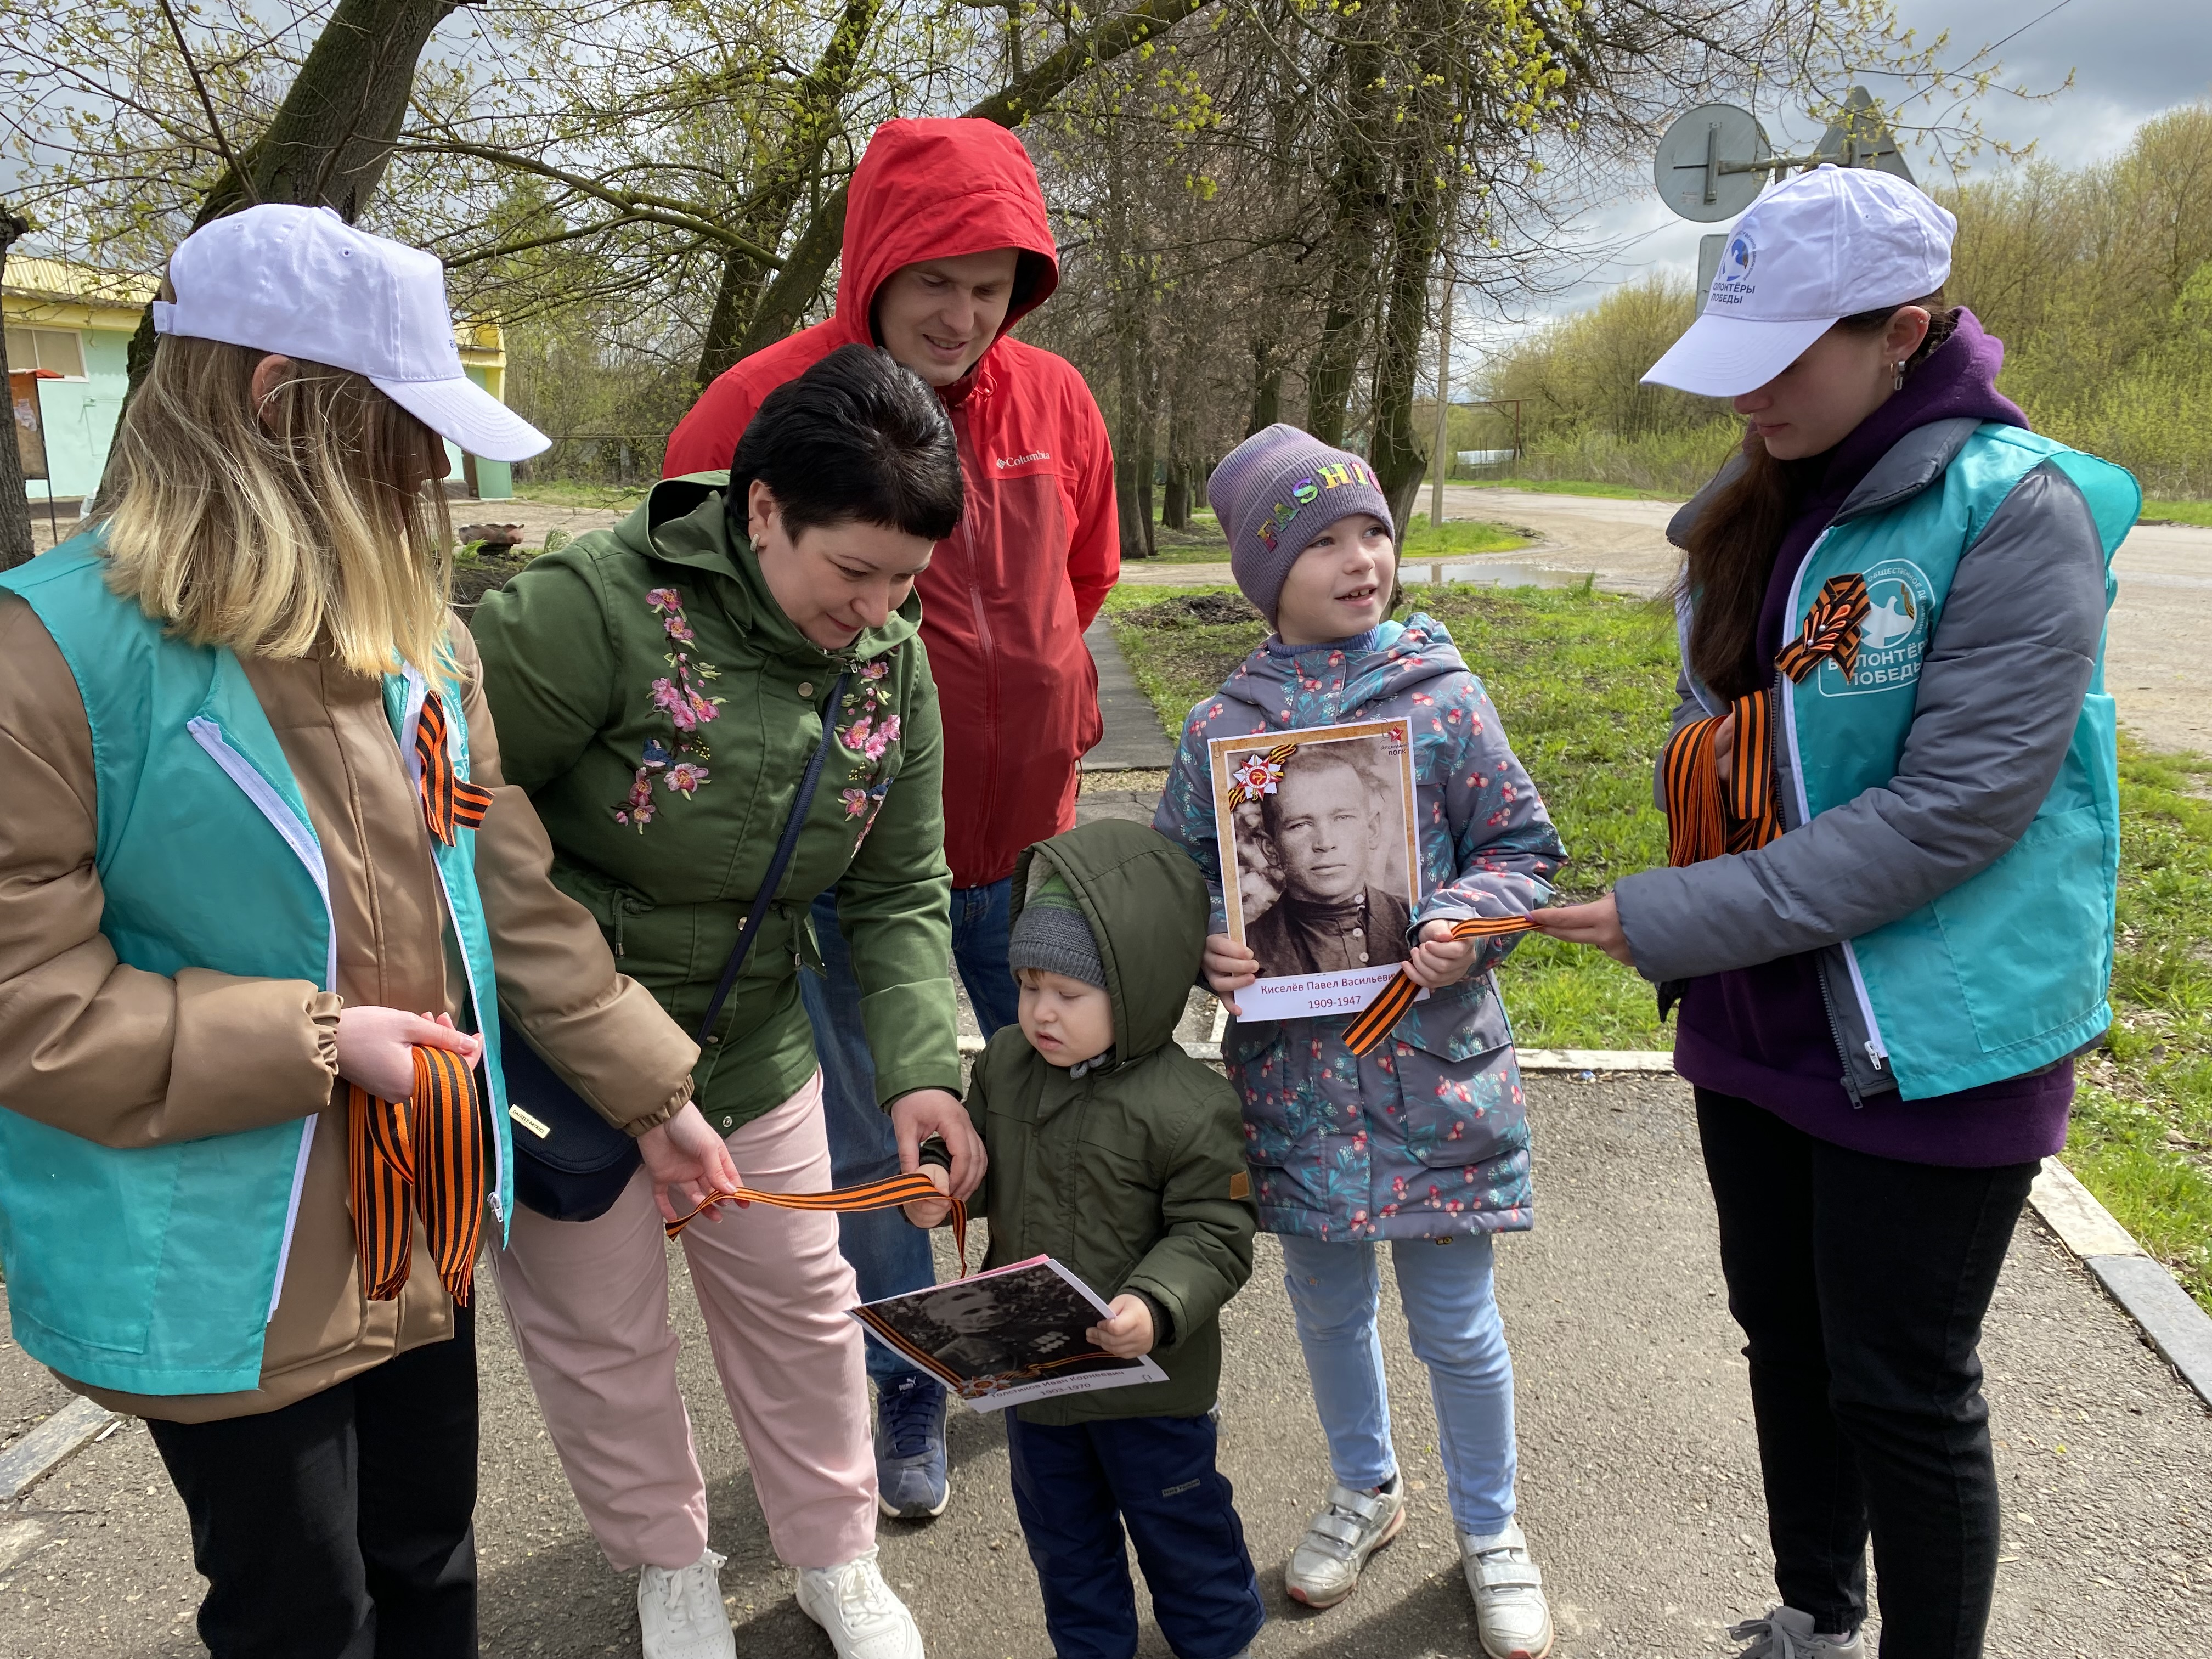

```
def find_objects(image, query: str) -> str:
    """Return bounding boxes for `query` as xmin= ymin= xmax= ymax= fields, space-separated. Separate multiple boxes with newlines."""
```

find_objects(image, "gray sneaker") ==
xmin=1728 ymin=1607 xmax=1867 ymax=1658
xmin=1283 ymin=1480 xmax=1406 ymax=1608
xmin=1460 ymin=1520 xmax=1553 ymax=1659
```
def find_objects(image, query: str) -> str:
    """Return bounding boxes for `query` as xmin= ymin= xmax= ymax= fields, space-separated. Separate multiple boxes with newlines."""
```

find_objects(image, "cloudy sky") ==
xmin=1462 ymin=0 xmax=2212 ymax=357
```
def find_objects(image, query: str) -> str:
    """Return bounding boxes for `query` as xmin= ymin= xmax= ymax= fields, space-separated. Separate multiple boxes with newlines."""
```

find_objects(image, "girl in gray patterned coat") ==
xmin=1154 ymin=425 xmax=1565 ymax=1659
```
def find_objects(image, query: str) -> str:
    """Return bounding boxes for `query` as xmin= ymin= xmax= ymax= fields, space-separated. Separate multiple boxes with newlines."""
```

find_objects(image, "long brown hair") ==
xmin=1679 ymin=294 xmax=1954 ymax=699
xmin=98 ymin=332 xmax=456 ymax=676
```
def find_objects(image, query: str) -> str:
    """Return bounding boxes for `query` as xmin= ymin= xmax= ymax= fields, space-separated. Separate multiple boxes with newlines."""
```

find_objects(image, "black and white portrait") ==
xmin=1210 ymin=721 xmax=1420 ymax=994
xmin=852 ymin=1259 xmax=1166 ymax=1409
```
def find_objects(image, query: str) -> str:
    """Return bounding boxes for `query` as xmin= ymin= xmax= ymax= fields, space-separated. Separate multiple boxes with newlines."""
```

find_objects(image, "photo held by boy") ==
xmin=1154 ymin=425 xmax=1567 ymax=1659
xmin=902 ymin=819 xmax=1266 ymax=1659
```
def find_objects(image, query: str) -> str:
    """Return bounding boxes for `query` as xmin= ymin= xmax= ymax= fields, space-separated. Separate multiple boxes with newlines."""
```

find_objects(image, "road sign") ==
xmin=1652 ymin=103 xmax=1772 ymax=222
xmin=1812 ymin=86 xmax=1915 ymax=183
xmin=1652 ymin=87 xmax=1917 ymax=224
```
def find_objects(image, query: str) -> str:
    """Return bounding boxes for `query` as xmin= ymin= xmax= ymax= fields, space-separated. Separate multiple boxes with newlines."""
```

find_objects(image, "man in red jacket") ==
xmin=664 ymin=117 xmax=1118 ymax=1522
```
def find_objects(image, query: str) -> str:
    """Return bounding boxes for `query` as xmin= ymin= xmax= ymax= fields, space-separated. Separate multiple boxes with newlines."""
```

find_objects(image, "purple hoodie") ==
xmin=1673 ymin=311 xmax=2075 ymax=1168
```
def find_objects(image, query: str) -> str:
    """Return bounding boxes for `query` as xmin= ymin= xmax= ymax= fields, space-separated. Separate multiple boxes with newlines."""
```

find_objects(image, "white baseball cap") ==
xmin=1642 ymin=165 xmax=1956 ymax=399
xmin=152 ymin=204 xmax=550 ymax=462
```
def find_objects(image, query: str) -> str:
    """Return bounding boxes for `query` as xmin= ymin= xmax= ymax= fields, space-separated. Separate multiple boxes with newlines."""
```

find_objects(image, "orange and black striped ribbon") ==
xmin=1340 ymin=913 xmax=1541 ymax=1058
xmin=1660 ymin=689 xmax=1782 ymax=867
xmin=1774 ymin=574 xmax=1872 ymax=686
xmin=348 ymin=1044 xmax=486 ymax=1305
xmin=664 ymin=1171 xmax=969 ymax=1276
xmin=1661 ymin=574 xmax=1873 ymax=868
xmin=416 ymin=691 xmax=494 ymax=846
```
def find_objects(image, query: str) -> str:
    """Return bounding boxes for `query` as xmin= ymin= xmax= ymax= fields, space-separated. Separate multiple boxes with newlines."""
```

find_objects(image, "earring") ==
xmin=1893 ymin=362 xmax=1906 ymax=391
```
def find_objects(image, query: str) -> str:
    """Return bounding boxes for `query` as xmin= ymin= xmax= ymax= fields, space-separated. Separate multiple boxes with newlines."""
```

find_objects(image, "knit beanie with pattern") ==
xmin=1206 ymin=424 xmax=1393 ymax=624
xmin=1008 ymin=872 xmax=1105 ymax=989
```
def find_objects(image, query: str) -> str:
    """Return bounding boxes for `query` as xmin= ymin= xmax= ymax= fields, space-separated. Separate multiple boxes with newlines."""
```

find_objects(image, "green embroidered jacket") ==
xmin=471 ymin=475 xmax=960 ymax=1130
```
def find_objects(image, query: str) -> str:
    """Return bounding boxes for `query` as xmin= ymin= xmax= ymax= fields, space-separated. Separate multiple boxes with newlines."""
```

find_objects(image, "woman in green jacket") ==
xmin=471 ymin=347 xmax=981 ymax=1659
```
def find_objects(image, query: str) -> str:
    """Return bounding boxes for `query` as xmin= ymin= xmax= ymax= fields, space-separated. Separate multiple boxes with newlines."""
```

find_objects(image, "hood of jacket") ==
xmin=1217 ymin=614 xmax=1470 ymax=725
xmin=612 ymin=472 xmax=922 ymax=665
xmin=825 ymin=119 xmax=1060 ymax=393
xmin=1012 ymin=819 xmax=1206 ymax=1065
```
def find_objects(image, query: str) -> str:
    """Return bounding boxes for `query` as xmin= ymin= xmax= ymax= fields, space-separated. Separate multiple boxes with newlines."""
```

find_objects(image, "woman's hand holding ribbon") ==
xmin=639 ymin=1102 xmax=745 ymax=1225
xmin=335 ymin=1006 xmax=481 ymax=1101
xmin=893 ymin=1088 xmax=985 ymax=1200
xmin=1528 ymin=893 xmax=1634 ymax=965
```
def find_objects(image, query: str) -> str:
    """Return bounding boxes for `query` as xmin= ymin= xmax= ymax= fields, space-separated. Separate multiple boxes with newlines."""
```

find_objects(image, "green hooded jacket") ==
xmin=962 ymin=819 xmax=1256 ymax=1425
xmin=470 ymin=475 xmax=960 ymax=1131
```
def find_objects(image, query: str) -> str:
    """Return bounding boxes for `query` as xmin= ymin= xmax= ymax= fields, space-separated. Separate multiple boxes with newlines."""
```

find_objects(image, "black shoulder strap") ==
xmin=694 ymin=668 xmax=852 ymax=1045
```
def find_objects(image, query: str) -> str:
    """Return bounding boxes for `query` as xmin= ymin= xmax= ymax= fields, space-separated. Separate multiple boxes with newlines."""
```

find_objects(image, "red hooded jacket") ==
xmin=666 ymin=119 xmax=1118 ymax=888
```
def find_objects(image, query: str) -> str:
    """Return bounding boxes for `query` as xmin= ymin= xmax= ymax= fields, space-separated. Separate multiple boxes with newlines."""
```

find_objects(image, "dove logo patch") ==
xmin=1819 ymin=559 xmax=1937 ymax=697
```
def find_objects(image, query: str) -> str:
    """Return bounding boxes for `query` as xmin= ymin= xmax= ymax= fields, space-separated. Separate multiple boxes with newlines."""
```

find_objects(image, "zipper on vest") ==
xmin=1775 ymin=531 xmax=1894 ymax=1090
xmin=187 ymin=717 xmax=331 ymax=1319
xmin=400 ymin=668 xmax=509 ymax=1228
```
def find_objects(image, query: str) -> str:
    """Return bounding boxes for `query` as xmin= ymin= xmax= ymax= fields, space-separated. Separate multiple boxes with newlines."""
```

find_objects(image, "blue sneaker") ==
xmin=873 ymin=1373 xmax=949 ymax=1520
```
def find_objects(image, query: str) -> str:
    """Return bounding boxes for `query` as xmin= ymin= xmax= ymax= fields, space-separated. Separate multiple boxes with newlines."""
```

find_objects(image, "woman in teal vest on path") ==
xmin=0 ymin=206 xmax=707 ymax=1657
xmin=1534 ymin=168 xmax=2137 ymax=1658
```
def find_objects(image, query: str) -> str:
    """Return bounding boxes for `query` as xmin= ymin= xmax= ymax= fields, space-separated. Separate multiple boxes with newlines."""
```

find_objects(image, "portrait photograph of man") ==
xmin=1211 ymin=722 xmax=1420 ymax=988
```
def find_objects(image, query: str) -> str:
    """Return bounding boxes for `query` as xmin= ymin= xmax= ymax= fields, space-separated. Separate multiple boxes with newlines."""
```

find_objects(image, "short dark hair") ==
xmin=727 ymin=344 xmax=963 ymax=544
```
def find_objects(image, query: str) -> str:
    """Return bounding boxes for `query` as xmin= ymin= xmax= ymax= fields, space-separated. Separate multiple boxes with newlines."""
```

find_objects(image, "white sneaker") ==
xmin=795 ymin=1546 xmax=924 ymax=1659
xmin=1284 ymin=1479 xmax=1406 ymax=1608
xmin=1728 ymin=1606 xmax=1866 ymax=1657
xmin=638 ymin=1548 xmax=736 ymax=1659
xmin=1461 ymin=1520 xmax=1553 ymax=1659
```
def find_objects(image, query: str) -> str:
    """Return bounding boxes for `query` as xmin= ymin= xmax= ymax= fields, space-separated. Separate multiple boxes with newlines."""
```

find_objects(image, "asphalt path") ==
xmin=6 ymin=1069 xmax=2210 ymax=1659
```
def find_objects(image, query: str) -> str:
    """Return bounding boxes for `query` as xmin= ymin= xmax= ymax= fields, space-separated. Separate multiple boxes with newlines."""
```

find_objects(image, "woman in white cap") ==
xmin=1534 ymin=166 xmax=2139 ymax=1657
xmin=0 ymin=204 xmax=715 ymax=1657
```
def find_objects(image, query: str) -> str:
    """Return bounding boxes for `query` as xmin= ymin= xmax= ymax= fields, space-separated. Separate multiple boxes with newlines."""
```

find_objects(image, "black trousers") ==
xmin=148 ymin=1301 xmax=478 ymax=1659
xmin=1696 ymin=1090 xmax=2035 ymax=1659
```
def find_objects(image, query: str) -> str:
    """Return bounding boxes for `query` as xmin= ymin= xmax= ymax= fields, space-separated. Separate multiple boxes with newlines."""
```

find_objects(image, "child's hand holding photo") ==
xmin=1084 ymin=1293 xmax=1156 ymax=1358
xmin=1203 ymin=933 xmax=1260 ymax=1015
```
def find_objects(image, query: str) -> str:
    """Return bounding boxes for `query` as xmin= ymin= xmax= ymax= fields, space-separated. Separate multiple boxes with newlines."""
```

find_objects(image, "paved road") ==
xmin=7 ymin=1066 xmax=2210 ymax=1658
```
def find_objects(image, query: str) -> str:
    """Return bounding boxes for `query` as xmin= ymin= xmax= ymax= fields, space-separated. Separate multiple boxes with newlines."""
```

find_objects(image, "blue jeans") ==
xmin=1279 ymin=1231 xmax=1517 ymax=1537
xmin=1006 ymin=1412 xmax=1264 ymax=1659
xmin=801 ymin=881 xmax=1020 ymax=1385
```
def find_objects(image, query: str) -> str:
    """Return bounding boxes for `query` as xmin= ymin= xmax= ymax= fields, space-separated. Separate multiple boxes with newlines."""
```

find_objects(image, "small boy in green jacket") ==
xmin=905 ymin=817 xmax=1262 ymax=1659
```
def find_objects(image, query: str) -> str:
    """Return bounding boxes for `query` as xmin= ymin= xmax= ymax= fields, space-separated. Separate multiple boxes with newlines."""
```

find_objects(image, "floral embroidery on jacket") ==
xmin=614 ymin=588 xmax=727 ymax=831
xmin=831 ymin=650 xmax=903 ymax=842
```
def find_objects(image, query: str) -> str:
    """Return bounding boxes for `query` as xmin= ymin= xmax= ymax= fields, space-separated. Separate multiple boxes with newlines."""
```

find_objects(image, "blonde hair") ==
xmin=96 ymin=333 xmax=456 ymax=677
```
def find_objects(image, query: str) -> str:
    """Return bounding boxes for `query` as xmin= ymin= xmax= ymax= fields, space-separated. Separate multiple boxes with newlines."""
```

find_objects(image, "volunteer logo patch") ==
xmin=1818 ymin=560 xmax=1936 ymax=697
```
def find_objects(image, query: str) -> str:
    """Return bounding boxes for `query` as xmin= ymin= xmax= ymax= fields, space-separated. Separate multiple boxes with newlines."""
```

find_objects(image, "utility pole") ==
xmin=1 ymin=204 xmax=36 ymax=571
xmin=1429 ymin=281 xmax=1452 ymax=532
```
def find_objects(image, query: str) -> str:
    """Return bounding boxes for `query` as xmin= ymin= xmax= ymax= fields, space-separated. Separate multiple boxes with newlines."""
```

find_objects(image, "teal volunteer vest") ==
xmin=1773 ymin=425 xmax=2139 ymax=1098
xmin=0 ymin=539 xmax=512 ymax=1396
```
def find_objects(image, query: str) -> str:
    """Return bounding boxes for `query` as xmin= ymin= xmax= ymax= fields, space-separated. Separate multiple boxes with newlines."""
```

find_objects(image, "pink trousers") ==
xmin=492 ymin=1073 xmax=877 ymax=1572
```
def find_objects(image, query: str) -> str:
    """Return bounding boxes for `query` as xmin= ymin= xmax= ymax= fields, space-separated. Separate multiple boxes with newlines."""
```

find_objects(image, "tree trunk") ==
xmin=1 ymin=207 xmax=36 ymax=569
xmin=1246 ymin=338 xmax=1281 ymax=435
xmin=122 ymin=0 xmax=461 ymax=400
xmin=734 ymin=0 xmax=1214 ymax=359
xmin=692 ymin=0 xmax=888 ymax=385
xmin=1363 ymin=0 xmax=1453 ymax=527
xmin=1302 ymin=22 xmax=1389 ymax=448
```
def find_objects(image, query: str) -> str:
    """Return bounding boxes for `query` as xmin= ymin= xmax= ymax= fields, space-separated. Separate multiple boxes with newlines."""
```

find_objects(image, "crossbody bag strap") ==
xmin=694 ymin=668 xmax=853 ymax=1045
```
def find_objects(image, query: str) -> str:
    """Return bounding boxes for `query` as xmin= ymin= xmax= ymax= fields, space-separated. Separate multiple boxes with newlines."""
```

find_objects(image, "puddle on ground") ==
xmin=1402 ymin=559 xmax=1591 ymax=589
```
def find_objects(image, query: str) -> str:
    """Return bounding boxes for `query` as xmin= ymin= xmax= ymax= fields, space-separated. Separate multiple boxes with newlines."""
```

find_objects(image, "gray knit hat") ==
xmin=1206 ymin=424 xmax=1393 ymax=624
xmin=1008 ymin=872 xmax=1105 ymax=989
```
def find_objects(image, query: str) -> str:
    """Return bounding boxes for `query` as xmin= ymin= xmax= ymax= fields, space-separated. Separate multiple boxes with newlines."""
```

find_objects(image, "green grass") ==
xmin=2065 ymin=740 xmax=2212 ymax=1306
xmin=1457 ymin=477 xmax=1682 ymax=502
xmin=1108 ymin=586 xmax=2212 ymax=1309
xmin=2141 ymin=498 xmax=2212 ymax=527
xmin=512 ymin=481 xmax=650 ymax=511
